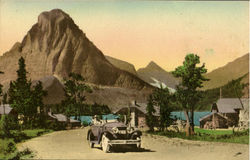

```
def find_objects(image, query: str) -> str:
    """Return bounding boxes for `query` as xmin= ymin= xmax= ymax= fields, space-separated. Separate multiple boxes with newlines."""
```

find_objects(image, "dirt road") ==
xmin=18 ymin=128 xmax=249 ymax=160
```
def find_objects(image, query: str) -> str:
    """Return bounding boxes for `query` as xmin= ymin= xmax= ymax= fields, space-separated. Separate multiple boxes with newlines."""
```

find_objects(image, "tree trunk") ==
xmin=184 ymin=110 xmax=191 ymax=136
xmin=190 ymin=110 xmax=195 ymax=135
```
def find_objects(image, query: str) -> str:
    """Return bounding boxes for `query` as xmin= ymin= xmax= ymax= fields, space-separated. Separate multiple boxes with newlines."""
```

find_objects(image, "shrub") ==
xmin=0 ymin=138 xmax=19 ymax=159
xmin=46 ymin=120 xmax=66 ymax=131
xmin=82 ymin=121 xmax=89 ymax=127
xmin=0 ymin=115 xmax=11 ymax=138
xmin=10 ymin=131 xmax=28 ymax=143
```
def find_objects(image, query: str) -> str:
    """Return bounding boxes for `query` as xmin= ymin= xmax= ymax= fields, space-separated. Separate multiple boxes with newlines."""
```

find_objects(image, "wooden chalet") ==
xmin=200 ymin=98 xmax=249 ymax=129
xmin=114 ymin=101 xmax=160 ymax=128
xmin=48 ymin=112 xmax=81 ymax=127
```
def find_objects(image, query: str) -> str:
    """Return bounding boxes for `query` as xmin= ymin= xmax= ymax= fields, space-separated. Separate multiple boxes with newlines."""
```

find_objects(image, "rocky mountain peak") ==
xmin=21 ymin=9 xmax=84 ymax=54
xmin=146 ymin=61 xmax=164 ymax=72
xmin=0 ymin=9 xmax=151 ymax=90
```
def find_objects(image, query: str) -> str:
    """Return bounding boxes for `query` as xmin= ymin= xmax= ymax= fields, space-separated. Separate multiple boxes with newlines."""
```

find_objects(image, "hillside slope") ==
xmin=203 ymin=53 xmax=249 ymax=90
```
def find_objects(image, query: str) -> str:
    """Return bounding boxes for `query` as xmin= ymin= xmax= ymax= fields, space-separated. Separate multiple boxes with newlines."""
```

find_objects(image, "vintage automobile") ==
xmin=87 ymin=121 xmax=142 ymax=152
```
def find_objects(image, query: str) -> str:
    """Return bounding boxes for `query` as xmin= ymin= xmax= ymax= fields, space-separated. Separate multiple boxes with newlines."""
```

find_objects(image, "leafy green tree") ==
xmin=172 ymin=54 xmax=208 ymax=136
xmin=146 ymin=95 xmax=156 ymax=132
xmin=62 ymin=72 xmax=92 ymax=119
xmin=152 ymin=86 xmax=175 ymax=131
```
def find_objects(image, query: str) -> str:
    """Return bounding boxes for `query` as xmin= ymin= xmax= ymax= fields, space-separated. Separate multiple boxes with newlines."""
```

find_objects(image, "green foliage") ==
xmin=0 ymin=138 xmax=19 ymax=160
xmin=62 ymin=72 xmax=92 ymax=118
xmin=0 ymin=115 xmax=11 ymax=138
xmin=152 ymin=87 xmax=175 ymax=131
xmin=196 ymin=88 xmax=220 ymax=111
xmin=90 ymin=103 xmax=111 ymax=116
xmin=9 ymin=129 xmax=53 ymax=143
xmin=32 ymin=81 xmax=48 ymax=113
xmin=8 ymin=57 xmax=47 ymax=128
xmin=197 ymin=73 xmax=248 ymax=111
xmin=172 ymin=54 xmax=208 ymax=132
xmin=0 ymin=138 xmax=34 ymax=160
xmin=82 ymin=121 xmax=89 ymax=127
xmin=221 ymin=73 xmax=248 ymax=99
xmin=194 ymin=128 xmax=233 ymax=135
xmin=172 ymin=54 xmax=208 ymax=91
xmin=149 ymin=129 xmax=249 ymax=144
xmin=45 ymin=120 xmax=66 ymax=131
xmin=146 ymin=95 xmax=156 ymax=132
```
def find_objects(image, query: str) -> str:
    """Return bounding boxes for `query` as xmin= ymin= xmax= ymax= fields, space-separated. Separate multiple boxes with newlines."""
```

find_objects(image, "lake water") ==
xmin=72 ymin=112 xmax=211 ymax=126
xmin=171 ymin=111 xmax=211 ymax=126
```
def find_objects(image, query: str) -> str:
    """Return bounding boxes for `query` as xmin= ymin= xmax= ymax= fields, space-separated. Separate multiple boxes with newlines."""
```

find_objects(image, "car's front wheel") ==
xmin=88 ymin=132 xmax=94 ymax=148
xmin=131 ymin=137 xmax=141 ymax=149
xmin=101 ymin=134 xmax=110 ymax=153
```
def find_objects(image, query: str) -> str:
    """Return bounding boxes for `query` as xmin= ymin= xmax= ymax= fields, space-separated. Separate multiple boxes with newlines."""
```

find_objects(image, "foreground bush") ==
xmin=0 ymin=138 xmax=34 ymax=160
xmin=0 ymin=138 xmax=19 ymax=159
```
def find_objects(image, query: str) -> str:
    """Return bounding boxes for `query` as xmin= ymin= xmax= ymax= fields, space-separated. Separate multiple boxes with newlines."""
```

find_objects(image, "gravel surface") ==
xmin=17 ymin=128 xmax=249 ymax=160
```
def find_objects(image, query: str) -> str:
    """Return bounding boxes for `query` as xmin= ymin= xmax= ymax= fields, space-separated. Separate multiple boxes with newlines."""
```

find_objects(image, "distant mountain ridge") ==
xmin=105 ymin=56 xmax=137 ymax=76
xmin=0 ymin=9 xmax=151 ymax=91
xmin=203 ymin=53 xmax=249 ymax=90
xmin=137 ymin=61 xmax=179 ymax=89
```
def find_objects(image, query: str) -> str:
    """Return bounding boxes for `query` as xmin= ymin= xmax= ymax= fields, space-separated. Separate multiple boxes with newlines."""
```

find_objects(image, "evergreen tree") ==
xmin=8 ymin=57 xmax=47 ymax=127
xmin=152 ymin=86 xmax=174 ymax=131
xmin=0 ymin=115 xmax=11 ymax=138
xmin=146 ymin=95 xmax=156 ymax=132
xmin=8 ymin=57 xmax=33 ymax=125
xmin=172 ymin=54 xmax=208 ymax=136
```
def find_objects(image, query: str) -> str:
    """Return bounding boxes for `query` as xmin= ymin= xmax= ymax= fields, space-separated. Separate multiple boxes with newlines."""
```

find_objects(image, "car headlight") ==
xmin=126 ymin=127 xmax=134 ymax=133
xmin=112 ymin=127 xmax=119 ymax=134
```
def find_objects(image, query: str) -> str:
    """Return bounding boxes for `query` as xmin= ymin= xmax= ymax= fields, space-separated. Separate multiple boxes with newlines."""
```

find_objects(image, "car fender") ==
xmin=98 ymin=131 xmax=114 ymax=143
xmin=131 ymin=130 xmax=142 ymax=139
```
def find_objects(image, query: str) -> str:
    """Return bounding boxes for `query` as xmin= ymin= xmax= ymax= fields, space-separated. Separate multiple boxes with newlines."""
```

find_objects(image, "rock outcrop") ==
xmin=0 ymin=9 xmax=151 ymax=90
xmin=105 ymin=55 xmax=137 ymax=76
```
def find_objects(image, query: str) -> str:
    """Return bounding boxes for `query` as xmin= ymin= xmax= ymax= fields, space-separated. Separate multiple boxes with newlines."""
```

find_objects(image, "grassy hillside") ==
xmin=203 ymin=53 xmax=249 ymax=90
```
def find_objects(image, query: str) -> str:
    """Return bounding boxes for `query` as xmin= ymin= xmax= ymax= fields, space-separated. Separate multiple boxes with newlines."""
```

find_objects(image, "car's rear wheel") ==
xmin=101 ymin=134 xmax=110 ymax=153
xmin=88 ymin=132 xmax=94 ymax=148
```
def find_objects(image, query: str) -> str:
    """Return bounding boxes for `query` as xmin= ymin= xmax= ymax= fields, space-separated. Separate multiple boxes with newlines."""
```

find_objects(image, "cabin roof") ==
xmin=216 ymin=98 xmax=249 ymax=113
xmin=114 ymin=103 xmax=160 ymax=116
xmin=48 ymin=112 xmax=80 ymax=123
xmin=0 ymin=104 xmax=13 ymax=115
xmin=199 ymin=112 xmax=228 ymax=121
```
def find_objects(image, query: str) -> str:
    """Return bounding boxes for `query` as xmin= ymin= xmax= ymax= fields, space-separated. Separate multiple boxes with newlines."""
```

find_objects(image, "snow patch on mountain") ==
xmin=150 ymin=77 xmax=176 ymax=93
